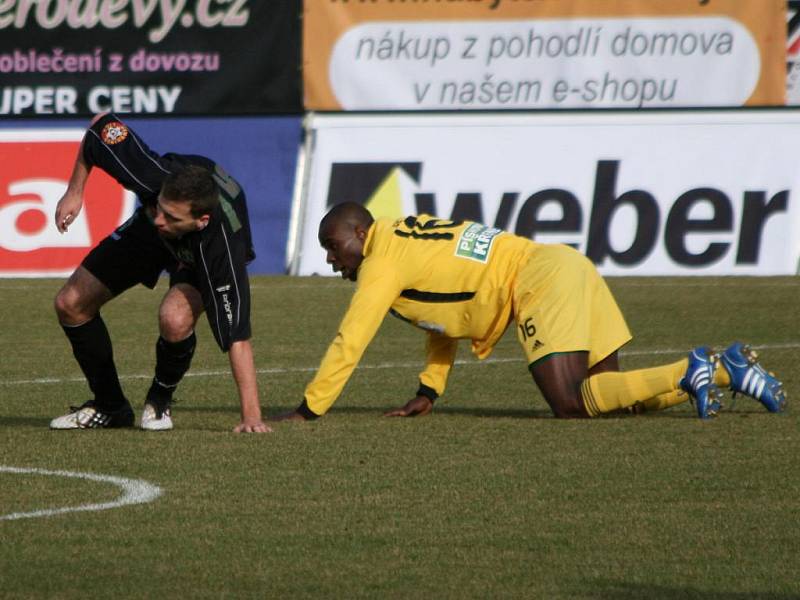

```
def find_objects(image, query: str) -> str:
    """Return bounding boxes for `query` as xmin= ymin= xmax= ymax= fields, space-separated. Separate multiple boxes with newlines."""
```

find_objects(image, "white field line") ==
xmin=2 ymin=342 xmax=798 ymax=387
xmin=0 ymin=466 xmax=162 ymax=522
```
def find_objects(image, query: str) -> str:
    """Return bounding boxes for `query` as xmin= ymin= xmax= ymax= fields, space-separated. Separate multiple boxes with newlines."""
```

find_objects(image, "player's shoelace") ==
xmin=147 ymin=398 xmax=175 ymax=419
xmin=62 ymin=401 xmax=110 ymax=428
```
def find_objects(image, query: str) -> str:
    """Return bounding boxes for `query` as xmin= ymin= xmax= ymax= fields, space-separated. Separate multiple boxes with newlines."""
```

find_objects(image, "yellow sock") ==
xmin=581 ymin=359 xmax=688 ymax=417
xmin=634 ymin=355 xmax=728 ymax=413
xmin=635 ymin=389 xmax=691 ymax=412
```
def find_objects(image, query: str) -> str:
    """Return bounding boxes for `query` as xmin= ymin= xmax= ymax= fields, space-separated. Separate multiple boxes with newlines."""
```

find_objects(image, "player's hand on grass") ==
xmin=233 ymin=419 xmax=273 ymax=433
xmin=384 ymin=395 xmax=433 ymax=417
xmin=55 ymin=193 xmax=84 ymax=233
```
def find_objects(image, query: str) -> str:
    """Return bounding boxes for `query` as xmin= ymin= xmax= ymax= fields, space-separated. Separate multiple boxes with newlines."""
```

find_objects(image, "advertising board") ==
xmin=1 ymin=116 xmax=301 ymax=276
xmin=290 ymin=111 xmax=800 ymax=276
xmin=304 ymin=0 xmax=785 ymax=110
xmin=1 ymin=2 xmax=301 ymax=116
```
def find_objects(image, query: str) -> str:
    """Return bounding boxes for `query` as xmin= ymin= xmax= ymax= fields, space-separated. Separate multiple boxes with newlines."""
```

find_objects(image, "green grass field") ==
xmin=1 ymin=276 xmax=798 ymax=599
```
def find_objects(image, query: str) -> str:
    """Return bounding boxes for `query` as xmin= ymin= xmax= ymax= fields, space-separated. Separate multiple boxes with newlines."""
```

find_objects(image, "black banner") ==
xmin=0 ymin=1 xmax=301 ymax=116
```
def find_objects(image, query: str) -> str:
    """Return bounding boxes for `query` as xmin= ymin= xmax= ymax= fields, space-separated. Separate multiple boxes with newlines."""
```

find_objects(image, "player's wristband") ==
xmin=296 ymin=398 xmax=321 ymax=421
xmin=416 ymin=384 xmax=439 ymax=403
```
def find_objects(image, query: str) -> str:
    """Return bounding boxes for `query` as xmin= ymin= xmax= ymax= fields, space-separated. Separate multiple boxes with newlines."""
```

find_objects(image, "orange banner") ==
xmin=304 ymin=0 xmax=785 ymax=110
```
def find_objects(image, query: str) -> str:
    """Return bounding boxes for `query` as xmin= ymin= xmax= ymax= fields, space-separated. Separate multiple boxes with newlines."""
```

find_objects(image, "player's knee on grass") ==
xmin=543 ymin=392 xmax=591 ymax=419
xmin=530 ymin=352 xmax=592 ymax=419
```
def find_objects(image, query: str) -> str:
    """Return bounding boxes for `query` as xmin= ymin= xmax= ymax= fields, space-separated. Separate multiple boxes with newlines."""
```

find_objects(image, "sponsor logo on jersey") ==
xmin=101 ymin=121 xmax=128 ymax=145
xmin=455 ymin=222 xmax=502 ymax=263
xmin=0 ymin=130 xmax=134 ymax=276
xmin=221 ymin=293 xmax=234 ymax=325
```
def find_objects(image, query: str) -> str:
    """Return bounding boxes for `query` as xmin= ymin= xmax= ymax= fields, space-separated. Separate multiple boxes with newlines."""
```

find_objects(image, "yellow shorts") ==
xmin=512 ymin=244 xmax=631 ymax=368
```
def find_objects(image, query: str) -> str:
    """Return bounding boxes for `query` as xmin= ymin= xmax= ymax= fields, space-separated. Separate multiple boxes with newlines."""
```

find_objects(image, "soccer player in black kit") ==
xmin=50 ymin=113 xmax=271 ymax=433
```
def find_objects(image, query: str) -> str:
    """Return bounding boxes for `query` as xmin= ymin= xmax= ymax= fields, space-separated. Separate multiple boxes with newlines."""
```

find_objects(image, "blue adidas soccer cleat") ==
xmin=719 ymin=342 xmax=786 ymax=413
xmin=680 ymin=347 xmax=723 ymax=420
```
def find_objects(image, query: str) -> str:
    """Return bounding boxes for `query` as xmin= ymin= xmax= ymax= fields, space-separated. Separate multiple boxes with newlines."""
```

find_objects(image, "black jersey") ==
xmin=81 ymin=113 xmax=255 ymax=352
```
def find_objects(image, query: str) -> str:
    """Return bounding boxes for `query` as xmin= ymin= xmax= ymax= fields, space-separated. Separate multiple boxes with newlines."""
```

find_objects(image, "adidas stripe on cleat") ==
xmin=680 ymin=346 xmax=723 ymax=420
xmin=719 ymin=342 xmax=786 ymax=413
xmin=50 ymin=400 xmax=134 ymax=430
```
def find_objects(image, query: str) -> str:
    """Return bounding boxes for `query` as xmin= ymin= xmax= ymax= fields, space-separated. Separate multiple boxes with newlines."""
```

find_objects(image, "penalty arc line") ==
xmin=2 ymin=342 xmax=798 ymax=388
xmin=0 ymin=466 xmax=163 ymax=522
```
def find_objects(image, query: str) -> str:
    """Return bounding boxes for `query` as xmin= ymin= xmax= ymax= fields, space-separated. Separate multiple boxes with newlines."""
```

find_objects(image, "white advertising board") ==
xmin=329 ymin=17 xmax=761 ymax=110
xmin=289 ymin=111 xmax=800 ymax=277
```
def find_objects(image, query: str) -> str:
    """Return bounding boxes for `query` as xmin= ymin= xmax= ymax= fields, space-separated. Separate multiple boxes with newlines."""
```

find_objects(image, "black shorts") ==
xmin=81 ymin=206 xmax=199 ymax=296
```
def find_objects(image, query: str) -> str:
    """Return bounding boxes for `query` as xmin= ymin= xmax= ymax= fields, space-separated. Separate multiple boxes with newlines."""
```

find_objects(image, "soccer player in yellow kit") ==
xmin=276 ymin=203 xmax=786 ymax=421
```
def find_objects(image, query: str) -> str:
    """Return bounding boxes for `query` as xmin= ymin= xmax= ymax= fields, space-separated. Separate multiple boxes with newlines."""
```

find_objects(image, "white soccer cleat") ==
xmin=140 ymin=402 xmax=174 ymax=431
xmin=50 ymin=401 xmax=134 ymax=429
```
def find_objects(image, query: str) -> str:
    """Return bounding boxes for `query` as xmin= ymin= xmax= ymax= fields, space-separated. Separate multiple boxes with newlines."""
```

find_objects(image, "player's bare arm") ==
xmin=55 ymin=141 xmax=90 ymax=233
xmin=229 ymin=339 xmax=272 ymax=433
xmin=55 ymin=114 xmax=111 ymax=233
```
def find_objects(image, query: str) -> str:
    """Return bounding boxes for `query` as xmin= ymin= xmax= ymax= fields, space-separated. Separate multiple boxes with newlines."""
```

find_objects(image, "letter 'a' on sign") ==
xmin=0 ymin=130 xmax=135 ymax=277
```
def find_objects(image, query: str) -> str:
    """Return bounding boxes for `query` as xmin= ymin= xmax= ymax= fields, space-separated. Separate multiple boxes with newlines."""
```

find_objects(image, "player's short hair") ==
xmin=161 ymin=165 xmax=219 ymax=218
xmin=320 ymin=202 xmax=375 ymax=231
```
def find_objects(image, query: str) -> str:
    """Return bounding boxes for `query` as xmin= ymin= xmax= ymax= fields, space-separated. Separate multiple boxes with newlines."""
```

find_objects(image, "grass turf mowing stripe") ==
xmin=2 ymin=341 xmax=797 ymax=387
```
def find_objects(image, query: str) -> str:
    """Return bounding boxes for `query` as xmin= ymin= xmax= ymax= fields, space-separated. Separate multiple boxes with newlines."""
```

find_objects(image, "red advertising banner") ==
xmin=0 ymin=130 xmax=134 ymax=276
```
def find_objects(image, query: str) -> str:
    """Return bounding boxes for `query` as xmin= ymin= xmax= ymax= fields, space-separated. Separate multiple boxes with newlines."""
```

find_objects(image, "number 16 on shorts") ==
xmin=516 ymin=315 xmax=545 ymax=362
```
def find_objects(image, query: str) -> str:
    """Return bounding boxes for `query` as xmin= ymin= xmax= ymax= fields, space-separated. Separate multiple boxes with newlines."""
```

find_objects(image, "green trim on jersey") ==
xmin=218 ymin=195 xmax=242 ymax=233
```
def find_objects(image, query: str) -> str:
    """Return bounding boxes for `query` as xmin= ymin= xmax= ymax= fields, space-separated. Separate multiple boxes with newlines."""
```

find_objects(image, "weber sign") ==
xmin=290 ymin=111 xmax=800 ymax=276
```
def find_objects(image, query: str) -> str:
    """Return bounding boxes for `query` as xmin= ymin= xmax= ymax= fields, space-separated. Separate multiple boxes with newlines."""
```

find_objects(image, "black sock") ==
xmin=62 ymin=315 xmax=127 ymax=410
xmin=147 ymin=333 xmax=196 ymax=405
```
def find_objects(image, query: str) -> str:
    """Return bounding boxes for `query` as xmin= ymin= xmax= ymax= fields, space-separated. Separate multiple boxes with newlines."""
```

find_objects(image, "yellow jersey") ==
xmin=304 ymin=215 xmax=536 ymax=416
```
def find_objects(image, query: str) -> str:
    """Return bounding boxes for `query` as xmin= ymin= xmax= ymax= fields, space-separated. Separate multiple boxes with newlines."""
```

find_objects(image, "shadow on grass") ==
xmin=580 ymin=579 xmax=796 ymax=599
xmin=179 ymin=404 xmax=249 ymax=414
xmin=430 ymin=406 xmax=552 ymax=419
xmin=174 ymin=404 xmax=706 ymax=421
xmin=184 ymin=404 xmax=551 ymax=419
xmin=0 ymin=416 xmax=52 ymax=428
xmin=430 ymin=407 xmax=709 ymax=420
